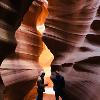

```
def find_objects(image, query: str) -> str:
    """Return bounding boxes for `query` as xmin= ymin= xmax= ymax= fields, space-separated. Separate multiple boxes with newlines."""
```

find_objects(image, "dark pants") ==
xmin=36 ymin=92 xmax=43 ymax=100
xmin=55 ymin=90 xmax=65 ymax=100
xmin=55 ymin=91 xmax=59 ymax=100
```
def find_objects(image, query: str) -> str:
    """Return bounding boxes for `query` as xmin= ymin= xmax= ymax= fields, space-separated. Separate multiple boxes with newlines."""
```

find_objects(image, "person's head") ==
xmin=40 ymin=71 xmax=45 ymax=77
xmin=55 ymin=71 xmax=60 ymax=75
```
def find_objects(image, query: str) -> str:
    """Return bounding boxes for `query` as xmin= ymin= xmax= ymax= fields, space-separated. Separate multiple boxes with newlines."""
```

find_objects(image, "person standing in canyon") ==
xmin=36 ymin=71 xmax=48 ymax=100
xmin=51 ymin=71 xmax=65 ymax=100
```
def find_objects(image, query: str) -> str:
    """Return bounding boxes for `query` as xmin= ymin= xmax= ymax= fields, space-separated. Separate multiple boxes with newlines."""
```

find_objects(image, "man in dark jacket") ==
xmin=51 ymin=71 xmax=65 ymax=100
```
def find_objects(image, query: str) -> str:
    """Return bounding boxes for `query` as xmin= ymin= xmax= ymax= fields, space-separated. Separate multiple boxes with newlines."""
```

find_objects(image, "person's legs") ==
xmin=59 ymin=90 xmax=66 ymax=100
xmin=37 ymin=92 xmax=43 ymax=100
xmin=41 ymin=92 xmax=43 ymax=100
xmin=55 ymin=91 xmax=59 ymax=100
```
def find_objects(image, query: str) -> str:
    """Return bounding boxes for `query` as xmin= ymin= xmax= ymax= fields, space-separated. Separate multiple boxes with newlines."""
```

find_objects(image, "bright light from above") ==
xmin=37 ymin=24 xmax=45 ymax=34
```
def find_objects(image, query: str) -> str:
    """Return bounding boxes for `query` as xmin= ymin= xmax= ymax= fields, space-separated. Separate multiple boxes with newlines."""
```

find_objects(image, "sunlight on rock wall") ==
xmin=39 ymin=44 xmax=54 ymax=77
